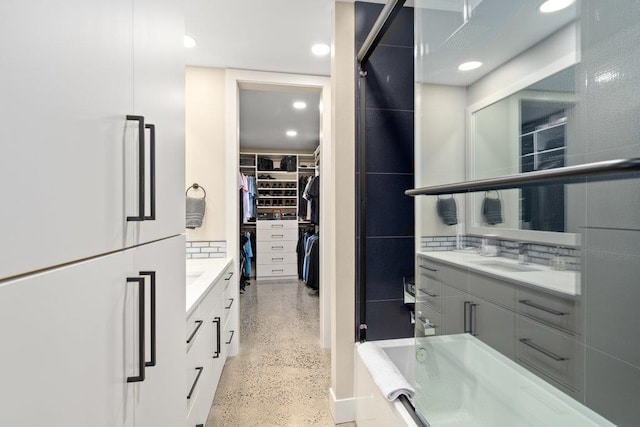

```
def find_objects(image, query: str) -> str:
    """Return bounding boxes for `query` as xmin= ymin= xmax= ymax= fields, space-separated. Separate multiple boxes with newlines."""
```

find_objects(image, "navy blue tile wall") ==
xmin=355 ymin=2 xmax=414 ymax=341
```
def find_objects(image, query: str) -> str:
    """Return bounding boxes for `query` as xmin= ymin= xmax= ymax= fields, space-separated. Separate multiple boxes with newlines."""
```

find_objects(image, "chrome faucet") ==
xmin=518 ymin=242 xmax=528 ymax=264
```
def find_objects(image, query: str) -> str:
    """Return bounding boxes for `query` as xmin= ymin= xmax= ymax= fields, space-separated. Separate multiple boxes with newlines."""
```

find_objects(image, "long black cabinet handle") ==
xmin=187 ymin=320 xmax=204 ymax=344
xmin=139 ymin=271 xmax=156 ymax=367
xmin=187 ymin=367 xmax=204 ymax=400
xmin=225 ymin=298 xmax=234 ymax=310
xmin=463 ymin=301 xmax=472 ymax=333
xmin=519 ymin=300 xmax=567 ymax=316
xmin=144 ymin=123 xmax=156 ymax=221
xmin=224 ymin=272 xmax=234 ymax=281
xmin=419 ymin=265 xmax=438 ymax=272
xmin=226 ymin=330 xmax=235 ymax=345
xmin=127 ymin=277 xmax=146 ymax=382
xmin=126 ymin=115 xmax=145 ymax=222
xmin=418 ymin=289 xmax=438 ymax=298
xmin=213 ymin=317 xmax=221 ymax=358
xmin=470 ymin=303 xmax=478 ymax=336
xmin=519 ymin=338 xmax=568 ymax=361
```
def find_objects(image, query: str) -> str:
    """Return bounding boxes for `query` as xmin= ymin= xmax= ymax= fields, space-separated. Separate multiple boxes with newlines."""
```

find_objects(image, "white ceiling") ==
xmin=186 ymin=0 xmax=577 ymax=150
xmin=239 ymin=88 xmax=321 ymax=151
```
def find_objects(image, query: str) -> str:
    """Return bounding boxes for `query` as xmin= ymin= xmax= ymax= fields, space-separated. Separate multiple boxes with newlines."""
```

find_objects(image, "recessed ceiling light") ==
xmin=293 ymin=101 xmax=307 ymax=110
xmin=539 ymin=0 xmax=575 ymax=13
xmin=458 ymin=61 xmax=482 ymax=71
xmin=286 ymin=130 xmax=298 ymax=137
xmin=311 ymin=43 xmax=330 ymax=56
xmin=184 ymin=35 xmax=197 ymax=49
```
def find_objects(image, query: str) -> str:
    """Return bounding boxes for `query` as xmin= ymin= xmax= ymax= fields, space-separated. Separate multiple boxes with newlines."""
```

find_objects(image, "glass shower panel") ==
xmin=414 ymin=1 xmax=640 ymax=425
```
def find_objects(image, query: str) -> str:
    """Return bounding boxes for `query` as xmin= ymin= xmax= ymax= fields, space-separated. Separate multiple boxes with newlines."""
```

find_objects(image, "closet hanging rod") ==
xmin=405 ymin=158 xmax=640 ymax=197
xmin=356 ymin=0 xmax=406 ymax=67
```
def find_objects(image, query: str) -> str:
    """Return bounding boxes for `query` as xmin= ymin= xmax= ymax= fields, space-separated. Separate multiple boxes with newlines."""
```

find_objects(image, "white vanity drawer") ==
xmin=257 ymin=240 xmax=298 ymax=253
xmin=257 ymin=228 xmax=298 ymax=242
xmin=257 ymin=251 xmax=297 ymax=265
xmin=257 ymin=220 xmax=298 ymax=230
xmin=257 ymin=263 xmax=297 ymax=277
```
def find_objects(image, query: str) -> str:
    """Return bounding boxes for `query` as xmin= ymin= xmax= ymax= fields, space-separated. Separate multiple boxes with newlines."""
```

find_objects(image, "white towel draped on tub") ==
xmin=357 ymin=342 xmax=416 ymax=401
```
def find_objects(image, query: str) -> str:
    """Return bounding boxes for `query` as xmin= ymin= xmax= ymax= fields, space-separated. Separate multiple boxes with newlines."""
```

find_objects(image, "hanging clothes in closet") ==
xmin=303 ymin=233 xmax=320 ymax=291
xmin=239 ymin=171 xmax=257 ymax=224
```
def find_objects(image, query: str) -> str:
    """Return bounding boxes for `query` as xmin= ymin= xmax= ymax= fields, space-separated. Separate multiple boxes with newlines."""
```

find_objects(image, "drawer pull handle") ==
xmin=213 ymin=317 xmax=221 ymax=358
xmin=139 ymin=271 xmax=157 ymax=367
xmin=187 ymin=367 xmax=204 ymax=400
xmin=225 ymin=298 xmax=234 ymax=309
xmin=463 ymin=301 xmax=472 ymax=333
xmin=519 ymin=300 xmax=567 ymax=316
xmin=519 ymin=338 xmax=568 ymax=361
xmin=418 ymin=289 xmax=438 ymax=298
xmin=419 ymin=265 xmax=438 ymax=272
xmin=225 ymin=272 xmax=234 ymax=281
xmin=271 ymin=245 xmax=284 ymax=250
xmin=271 ymin=234 xmax=284 ymax=238
xmin=126 ymin=277 xmax=146 ymax=383
xmin=186 ymin=320 xmax=203 ymax=344
xmin=271 ymin=224 xmax=284 ymax=228
xmin=272 ymin=269 xmax=284 ymax=273
xmin=226 ymin=330 xmax=235 ymax=345
xmin=470 ymin=303 xmax=478 ymax=336
xmin=272 ymin=257 xmax=284 ymax=262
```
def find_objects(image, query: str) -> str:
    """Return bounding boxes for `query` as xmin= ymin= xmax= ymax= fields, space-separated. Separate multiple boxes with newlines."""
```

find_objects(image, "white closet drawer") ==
xmin=257 ymin=263 xmax=298 ymax=277
xmin=257 ymin=228 xmax=298 ymax=242
xmin=257 ymin=220 xmax=298 ymax=230
xmin=257 ymin=240 xmax=298 ymax=253
xmin=257 ymin=252 xmax=297 ymax=265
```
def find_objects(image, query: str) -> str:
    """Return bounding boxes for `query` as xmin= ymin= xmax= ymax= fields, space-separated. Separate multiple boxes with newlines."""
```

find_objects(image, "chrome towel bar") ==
xmin=405 ymin=158 xmax=640 ymax=197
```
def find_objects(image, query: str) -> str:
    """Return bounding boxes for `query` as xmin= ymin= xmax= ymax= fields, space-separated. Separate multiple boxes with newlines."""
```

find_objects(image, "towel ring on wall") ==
xmin=484 ymin=189 xmax=501 ymax=200
xmin=186 ymin=183 xmax=207 ymax=198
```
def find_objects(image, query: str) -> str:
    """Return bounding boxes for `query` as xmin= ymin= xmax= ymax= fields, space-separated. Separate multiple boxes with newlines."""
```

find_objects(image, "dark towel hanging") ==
xmin=436 ymin=195 xmax=458 ymax=226
xmin=482 ymin=190 xmax=503 ymax=225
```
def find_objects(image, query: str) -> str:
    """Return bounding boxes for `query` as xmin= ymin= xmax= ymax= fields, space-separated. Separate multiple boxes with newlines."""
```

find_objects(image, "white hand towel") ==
xmin=357 ymin=342 xmax=416 ymax=401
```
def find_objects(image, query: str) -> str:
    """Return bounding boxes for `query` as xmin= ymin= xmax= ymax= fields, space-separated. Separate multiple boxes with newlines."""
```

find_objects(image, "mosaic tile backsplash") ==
xmin=420 ymin=235 xmax=580 ymax=271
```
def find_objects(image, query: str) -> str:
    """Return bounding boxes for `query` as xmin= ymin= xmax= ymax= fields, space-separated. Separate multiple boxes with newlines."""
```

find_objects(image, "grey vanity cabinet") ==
xmin=417 ymin=254 xmax=584 ymax=400
xmin=441 ymin=283 xmax=516 ymax=359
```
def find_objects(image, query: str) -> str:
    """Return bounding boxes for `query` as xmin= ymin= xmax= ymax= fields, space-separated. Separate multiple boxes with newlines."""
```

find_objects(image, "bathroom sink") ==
xmin=470 ymin=260 xmax=539 ymax=273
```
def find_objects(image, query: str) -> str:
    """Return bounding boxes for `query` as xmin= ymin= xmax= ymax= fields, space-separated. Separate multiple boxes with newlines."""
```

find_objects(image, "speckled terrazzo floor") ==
xmin=206 ymin=279 xmax=355 ymax=427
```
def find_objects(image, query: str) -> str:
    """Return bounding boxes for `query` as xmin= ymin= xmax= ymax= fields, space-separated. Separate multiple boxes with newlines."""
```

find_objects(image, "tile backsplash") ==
xmin=186 ymin=241 xmax=226 ymax=259
xmin=420 ymin=235 xmax=581 ymax=270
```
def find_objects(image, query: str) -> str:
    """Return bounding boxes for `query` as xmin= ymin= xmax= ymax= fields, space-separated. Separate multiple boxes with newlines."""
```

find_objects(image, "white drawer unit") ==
xmin=257 ymin=240 xmax=298 ymax=253
xmin=185 ymin=258 xmax=236 ymax=427
xmin=256 ymin=220 xmax=298 ymax=279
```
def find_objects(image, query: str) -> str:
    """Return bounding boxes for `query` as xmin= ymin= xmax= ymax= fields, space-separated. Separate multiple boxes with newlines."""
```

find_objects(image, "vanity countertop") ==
xmin=186 ymin=257 xmax=233 ymax=315
xmin=417 ymin=250 xmax=580 ymax=296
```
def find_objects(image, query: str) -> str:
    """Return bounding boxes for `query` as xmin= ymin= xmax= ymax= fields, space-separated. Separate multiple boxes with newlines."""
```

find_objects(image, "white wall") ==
xmin=185 ymin=66 xmax=227 ymax=242
xmin=329 ymin=2 xmax=356 ymax=423
xmin=467 ymin=22 xmax=578 ymax=108
xmin=416 ymin=83 xmax=467 ymax=238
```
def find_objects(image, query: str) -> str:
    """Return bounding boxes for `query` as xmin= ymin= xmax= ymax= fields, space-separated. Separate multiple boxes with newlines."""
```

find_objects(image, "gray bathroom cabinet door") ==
xmin=441 ymin=284 xmax=468 ymax=335
xmin=473 ymin=300 xmax=516 ymax=360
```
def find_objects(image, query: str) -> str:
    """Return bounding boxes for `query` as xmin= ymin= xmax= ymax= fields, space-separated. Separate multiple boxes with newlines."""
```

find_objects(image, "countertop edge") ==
xmin=417 ymin=251 xmax=579 ymax=298
xmin=186 ymin=257 xmax=233 ymax=316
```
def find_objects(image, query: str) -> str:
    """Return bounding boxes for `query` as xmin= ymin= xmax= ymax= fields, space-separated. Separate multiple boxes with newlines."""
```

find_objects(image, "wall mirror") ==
xmin=467 ymin=65 xmax=580 ymax=246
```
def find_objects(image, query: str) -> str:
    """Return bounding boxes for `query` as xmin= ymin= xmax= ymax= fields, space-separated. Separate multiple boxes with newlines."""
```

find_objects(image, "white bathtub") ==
xmin=355 ymin=338 xmax=419 ymax=427
xmin=355 ymin=335 xmax=614 ymax=427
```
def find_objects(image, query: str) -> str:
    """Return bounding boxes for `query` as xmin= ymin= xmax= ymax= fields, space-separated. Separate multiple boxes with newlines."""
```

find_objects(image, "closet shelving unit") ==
xmin=240 ymin=151 xmax=318 ymax=279
xmin=240 ymin=151 xmax=317 ymax=222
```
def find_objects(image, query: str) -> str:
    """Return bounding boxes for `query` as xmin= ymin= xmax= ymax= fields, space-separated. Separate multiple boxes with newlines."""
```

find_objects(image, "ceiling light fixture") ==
xmin=286 ymin=130 xmax=298 ymax=137
xmin=311 ymin=43 xmax=330 ymax=56
xmin=184 ymin=35 xmax=197 ymax=49
xmin=293 ymin=101 xmax=307 ymax=110
xmin=539 ymin=0 xmax=575 ymax=13
xmin=458 ymin=61 xmax=482 ymax=71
